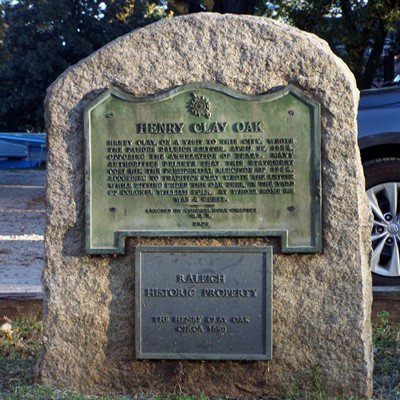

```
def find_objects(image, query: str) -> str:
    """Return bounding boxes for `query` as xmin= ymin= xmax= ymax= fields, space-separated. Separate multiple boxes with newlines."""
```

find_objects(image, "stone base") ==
xmin=39 ymin=14 xmax=373 ymax=399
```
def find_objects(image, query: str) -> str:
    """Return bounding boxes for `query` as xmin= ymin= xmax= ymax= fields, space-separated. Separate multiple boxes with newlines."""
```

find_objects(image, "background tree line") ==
xmin=1 ymin=0 xmax=400 ymax=132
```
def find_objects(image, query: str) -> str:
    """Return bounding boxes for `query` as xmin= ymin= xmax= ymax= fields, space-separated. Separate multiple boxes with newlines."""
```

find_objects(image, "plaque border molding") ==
xmin=135 ymin=245 xmax=273 ymax=360
xmin=84 ymin=82 xmax=321 ymax=254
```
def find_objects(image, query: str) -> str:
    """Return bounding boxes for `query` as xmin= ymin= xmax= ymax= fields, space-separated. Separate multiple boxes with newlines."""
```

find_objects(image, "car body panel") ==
xmin=358 ymin=87 xmax=400 ymax=156
xmin=358 ymin=87 xmax=400 ymax=136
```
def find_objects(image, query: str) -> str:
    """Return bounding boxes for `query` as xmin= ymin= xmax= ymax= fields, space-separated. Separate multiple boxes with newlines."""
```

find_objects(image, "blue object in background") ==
xmin=0 ymin=133 xmax=46 ymax=168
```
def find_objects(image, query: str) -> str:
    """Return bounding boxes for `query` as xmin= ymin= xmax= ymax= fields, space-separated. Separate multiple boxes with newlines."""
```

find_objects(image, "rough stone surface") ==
xmin=39 ymin=14 xmax=373 ymax=398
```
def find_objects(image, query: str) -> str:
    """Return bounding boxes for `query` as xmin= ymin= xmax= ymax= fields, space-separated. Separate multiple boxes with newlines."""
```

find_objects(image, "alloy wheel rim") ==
xmin=366 ymin=182 xmax=400 ymax=277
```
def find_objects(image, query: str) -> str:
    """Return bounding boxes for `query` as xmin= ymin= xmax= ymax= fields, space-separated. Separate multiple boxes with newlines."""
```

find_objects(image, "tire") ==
xmin=363 ymin=157 xmax=400 ymax=286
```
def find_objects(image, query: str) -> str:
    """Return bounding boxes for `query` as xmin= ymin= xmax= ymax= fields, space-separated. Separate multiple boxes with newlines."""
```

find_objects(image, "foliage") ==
xmin=1 ymin=315 xmax=399 ymax=399
xmin=0 ymin=1 xmax=8 ymax=63
xmin=2 ymin=0 xmax=400 ymax=131
xmin=0 ymin=317 xmax=42 ymax=359
xmin=0 ymin=0 xmax=167 ymax=132
xmin=2 ymin=384 xmax=135 ymax=400
xmin=261 ymin=0 xmax=400 ymax=89
xmin=166 ymin=0 xmax=272 ymax=17
xmin=0 ymin=317 xmax=42 ymax=393
xmin=0 ymin=357 xmax=37 ymax=394
xmin=167 ymin=0 xmax=400 ymax=89
xmin=154 ymin=396 xmax=213 ymax=400
xmin=372 ymin=310 xmax=400 ymax=399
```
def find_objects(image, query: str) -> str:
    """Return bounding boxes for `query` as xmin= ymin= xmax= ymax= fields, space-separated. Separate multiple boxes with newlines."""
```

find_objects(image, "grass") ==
xmin=372 ymin=311 xmax=400 ymax=400
xmin=0 ymin=317 xmax=42 ymax=359
xmin=0 ymin=317 xmax=42 ymax=395
xmin=0 ymin=314 xmax=399 ymax=400
xmin=1 ymin=385 xmax=135 ymax=400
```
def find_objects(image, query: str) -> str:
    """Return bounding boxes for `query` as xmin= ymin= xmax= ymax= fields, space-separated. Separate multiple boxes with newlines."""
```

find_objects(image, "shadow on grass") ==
xmin=0 ymin=357 xmax=36 ymax=394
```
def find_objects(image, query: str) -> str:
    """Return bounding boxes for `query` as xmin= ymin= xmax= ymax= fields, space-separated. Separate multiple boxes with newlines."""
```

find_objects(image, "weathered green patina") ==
xmin=85 ymin=83 xmax=321 ymax=254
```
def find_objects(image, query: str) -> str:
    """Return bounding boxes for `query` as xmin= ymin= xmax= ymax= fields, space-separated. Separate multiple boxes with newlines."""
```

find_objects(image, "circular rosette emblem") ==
xmin=190 ymin=93 xmax=211 ymax=118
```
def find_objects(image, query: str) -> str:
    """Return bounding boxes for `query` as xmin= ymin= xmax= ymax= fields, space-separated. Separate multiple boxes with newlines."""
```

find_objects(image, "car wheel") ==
xmin=364 ymin=158 xmax=400 ymax=285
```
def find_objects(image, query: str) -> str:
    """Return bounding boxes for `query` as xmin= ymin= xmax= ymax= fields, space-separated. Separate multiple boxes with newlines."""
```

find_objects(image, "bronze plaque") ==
xmin=135 ymin=246 xmax=273 ymax=360
xmin=85 ymin=83 xmax=321 ymax=254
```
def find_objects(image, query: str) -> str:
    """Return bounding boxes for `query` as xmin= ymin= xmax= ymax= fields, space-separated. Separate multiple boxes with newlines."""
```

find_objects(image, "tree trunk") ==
xmin=361 ymin=19 xmax=387 ymax=89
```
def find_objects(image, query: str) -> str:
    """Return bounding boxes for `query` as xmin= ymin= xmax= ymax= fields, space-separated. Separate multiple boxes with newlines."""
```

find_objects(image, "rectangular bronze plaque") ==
xmin=85 ymin=83 xmax=321 ymax=254
xmin=135 ymin=246 xmax=273 ymax=360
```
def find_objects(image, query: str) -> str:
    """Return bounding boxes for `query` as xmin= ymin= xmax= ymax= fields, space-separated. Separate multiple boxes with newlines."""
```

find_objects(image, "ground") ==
xmin=0 ymin=169 xmax=45 ymax=294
